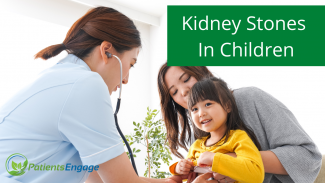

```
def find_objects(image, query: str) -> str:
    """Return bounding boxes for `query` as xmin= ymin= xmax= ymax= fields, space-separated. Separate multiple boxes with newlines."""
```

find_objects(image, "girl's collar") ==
xmin=200 ymin=130 xmax=235 ymax=149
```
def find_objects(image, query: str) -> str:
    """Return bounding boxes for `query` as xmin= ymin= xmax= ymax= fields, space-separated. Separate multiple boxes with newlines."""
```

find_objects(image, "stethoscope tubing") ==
xmin=112 ymin=55 xmax=122 ymax=99
xmin=112 ymin=55 xmax=138 ymax=175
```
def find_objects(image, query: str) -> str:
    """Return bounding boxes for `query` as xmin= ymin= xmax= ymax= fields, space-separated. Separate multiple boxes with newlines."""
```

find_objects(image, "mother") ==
xmin=157 ymin=64 xmax=322 ymax=183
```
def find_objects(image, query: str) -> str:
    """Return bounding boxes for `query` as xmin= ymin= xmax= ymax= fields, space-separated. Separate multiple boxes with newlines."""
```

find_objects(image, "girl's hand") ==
xmin=213 ymin=173 xmax=236 ymax=183
xmin=197 ymin=152 xmax=215 ymax=167
xmin=175 ymin=159 xmax=194 ymax=175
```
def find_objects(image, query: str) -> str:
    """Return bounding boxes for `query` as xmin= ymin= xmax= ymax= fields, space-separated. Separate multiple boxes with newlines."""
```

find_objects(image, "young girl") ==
xmin=169 ymin=77 xmax=264 ymax=183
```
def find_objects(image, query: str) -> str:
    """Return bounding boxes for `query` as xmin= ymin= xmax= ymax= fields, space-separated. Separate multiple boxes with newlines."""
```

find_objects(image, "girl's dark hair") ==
xmin=35 ymin=6 xmax=141 ymax=60
xmin=157 ymin=62 xmax=213 ymax=158
xmin=188 ymin=77 xmax=261 ymax=150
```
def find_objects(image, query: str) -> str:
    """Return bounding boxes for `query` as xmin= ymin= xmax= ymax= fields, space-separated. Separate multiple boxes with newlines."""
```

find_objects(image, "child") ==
xmin=169 ymin=77 xmax=264 ymax=183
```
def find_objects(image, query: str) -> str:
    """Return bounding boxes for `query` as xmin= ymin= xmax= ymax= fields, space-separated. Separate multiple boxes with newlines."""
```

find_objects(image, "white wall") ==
xmin=0 ymin=10 xmax=69 ymax=107
xmin=0 ymin=0 xmax=91 ymax=28
xmin=149 ymin=13 xmax=168 ymax=110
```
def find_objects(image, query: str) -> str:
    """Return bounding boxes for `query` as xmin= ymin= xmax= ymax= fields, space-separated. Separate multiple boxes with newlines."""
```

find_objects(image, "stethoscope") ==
xmin=105 ymin=52 xmax=138 ymax=175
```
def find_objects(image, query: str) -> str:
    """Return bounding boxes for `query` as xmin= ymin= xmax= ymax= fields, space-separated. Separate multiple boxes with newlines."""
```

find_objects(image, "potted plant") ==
xmin=124 ymin=107 xmax=172 ymax=178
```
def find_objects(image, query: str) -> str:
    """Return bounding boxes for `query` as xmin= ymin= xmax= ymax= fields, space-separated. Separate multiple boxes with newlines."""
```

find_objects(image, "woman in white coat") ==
xmin=0 ymin=6 xmax=193 ymax=183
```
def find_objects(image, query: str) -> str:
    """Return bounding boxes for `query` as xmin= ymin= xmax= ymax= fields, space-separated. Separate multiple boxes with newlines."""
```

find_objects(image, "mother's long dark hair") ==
xmin=157 ymin=63 xmax=213 ymax=158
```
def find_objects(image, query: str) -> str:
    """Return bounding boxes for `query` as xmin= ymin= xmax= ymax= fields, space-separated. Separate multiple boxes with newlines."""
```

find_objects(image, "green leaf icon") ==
xmin=18 ymin=163 xmax=22 ymax=170
xmin=23 ymin=159 xmax=28 ymax=169
xmin=12 ymin=161 xmax=17 ymax=170
xmin=9 ymin=170 xmax=20 ymax=176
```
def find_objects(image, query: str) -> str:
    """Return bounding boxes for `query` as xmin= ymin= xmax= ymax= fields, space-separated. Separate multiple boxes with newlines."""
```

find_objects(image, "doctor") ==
xmin=0 ymin=6 xmax=195 ymax=183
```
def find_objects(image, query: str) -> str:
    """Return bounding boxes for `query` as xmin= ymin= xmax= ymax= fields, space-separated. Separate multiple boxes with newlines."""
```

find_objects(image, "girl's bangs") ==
xmin=188 ymin=79 xmax=221 ymax=109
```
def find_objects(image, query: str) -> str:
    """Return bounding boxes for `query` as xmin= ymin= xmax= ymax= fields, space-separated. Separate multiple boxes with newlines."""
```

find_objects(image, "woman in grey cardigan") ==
xmin=157 ymin=64 xmax=322 ymax=183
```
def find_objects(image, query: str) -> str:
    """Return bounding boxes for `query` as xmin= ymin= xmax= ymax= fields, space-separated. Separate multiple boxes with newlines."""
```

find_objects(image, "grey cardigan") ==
xmin=233 ymin=87 xmax=322 ymax=183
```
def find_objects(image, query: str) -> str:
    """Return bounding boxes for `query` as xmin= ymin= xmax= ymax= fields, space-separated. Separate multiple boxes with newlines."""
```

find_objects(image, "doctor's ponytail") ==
xmin=35 ymin=6 xmax=141 ymax=60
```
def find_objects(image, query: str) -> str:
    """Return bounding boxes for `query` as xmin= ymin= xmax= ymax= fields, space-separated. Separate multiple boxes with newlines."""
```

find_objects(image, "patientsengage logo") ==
xmin=6 ymin=153 xmax=28 ymax=176
xmin=5 ymin=153 xmax=99 ymax=176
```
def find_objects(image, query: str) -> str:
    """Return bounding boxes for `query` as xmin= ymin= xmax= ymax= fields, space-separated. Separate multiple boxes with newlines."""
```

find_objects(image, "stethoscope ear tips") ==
xmin=105 ymin=52 xmax=112 ymax=58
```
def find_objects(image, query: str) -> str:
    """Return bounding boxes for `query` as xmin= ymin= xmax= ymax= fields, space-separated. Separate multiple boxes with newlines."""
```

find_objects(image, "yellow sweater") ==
xmin=169 ymin=130 xmax=264 ymax=183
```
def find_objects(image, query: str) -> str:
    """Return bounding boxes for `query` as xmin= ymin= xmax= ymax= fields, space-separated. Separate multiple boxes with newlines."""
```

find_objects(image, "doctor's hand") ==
xmin=165 ymin=174 xmax=189 ymax=183
xmin=175 ymin=158 xmax=194 ymax=175
xmin=191 ymin=173 xmax=219 ymax=183
xmin=212 ymin=173 xmax=236 ymax=183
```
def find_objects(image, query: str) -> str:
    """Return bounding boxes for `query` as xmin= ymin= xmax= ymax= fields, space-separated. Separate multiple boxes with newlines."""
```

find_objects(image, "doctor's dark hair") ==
xmin=157 ymin=63 xmax=214 ymax=158
xmin=35 ymin=6 xmax=141 ymax=60
xmin=187 ymin=77 xmax=261 ymax=151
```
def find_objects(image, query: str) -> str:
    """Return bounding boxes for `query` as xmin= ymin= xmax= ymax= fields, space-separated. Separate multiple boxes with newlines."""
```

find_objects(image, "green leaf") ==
xmin=9 ymin=170 xmax=20 ymax=176
xmin=23 ymin=159 xmax=28 ymax=169
xmin=18 ymin=163 xmax=21 ymax=170
xmin=12 ymin=161 xmax=18 ymax=170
